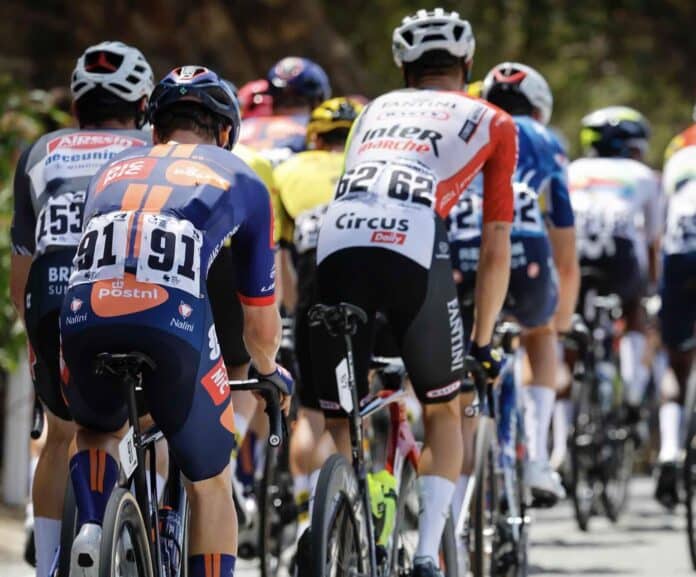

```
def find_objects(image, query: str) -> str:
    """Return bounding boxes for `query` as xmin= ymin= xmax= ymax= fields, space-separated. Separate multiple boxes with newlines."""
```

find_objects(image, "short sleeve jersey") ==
xmin=71 ymin=143 xmax=276 ymax=305
xmin=273 ymin=150 xmax=343 ymax=249
xmin=11 ymin=128 xmax=149 ymax=257
xmin=341 ymin=88 xmax=517 ymax=222
xmin=662 ymin=145 xmax=696 ymax=255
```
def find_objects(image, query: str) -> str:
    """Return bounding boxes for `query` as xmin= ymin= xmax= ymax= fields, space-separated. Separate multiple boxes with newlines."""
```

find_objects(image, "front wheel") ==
xmin=99 ymin=488 xmax=154 ymax=577
xmin=311 ymin=454 xmax=367 ymax=577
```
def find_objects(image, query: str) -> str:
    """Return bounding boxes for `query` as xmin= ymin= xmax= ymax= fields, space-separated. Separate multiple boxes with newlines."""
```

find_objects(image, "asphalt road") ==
xmin=1 ymin=476 xmax=693 ymax=576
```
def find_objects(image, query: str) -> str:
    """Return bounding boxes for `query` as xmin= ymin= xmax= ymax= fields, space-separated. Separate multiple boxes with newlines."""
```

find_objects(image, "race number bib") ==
xmin=71 ymin=211 xmax=130 ymax=285
xmin=447 ymin=193 xmax=482 ymax=242
xmin=335 ymin=161 xmax=437 ymax=208
xmin=512 ymin=183 xmax=545 ymax=236
xmin=664 ymin=189 xmax=696 ymax=255
xmin=137 ymin=214 xmax=202 ymax=297
xmin=35 ymin=190 xmax=85 ymax=254
xmin=294 ymin=204 xmax=328 ymax=254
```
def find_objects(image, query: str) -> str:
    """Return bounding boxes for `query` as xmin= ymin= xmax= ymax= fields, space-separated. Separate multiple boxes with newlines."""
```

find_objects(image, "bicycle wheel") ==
xmin=390 ymin=456 xmax=458 ymax=576
xmin=99 ymin=488 xmax=154 ymax=577
xmin=685 ymin=412 xmax=696 ymax=570
xmin=259 ymin=443 xmax=296 ymax=577
xmin=570 ymin=379 xmax=597 ymax=532
xmin=311 ymin=454 xmax=367 ymax=577
xmin=602 ymin=419 xmax=634 ymax=523
xmin=471 ymin=417 xmax=499 ymax=577
xmin=54 ymin=480 xmax=77 ymax=577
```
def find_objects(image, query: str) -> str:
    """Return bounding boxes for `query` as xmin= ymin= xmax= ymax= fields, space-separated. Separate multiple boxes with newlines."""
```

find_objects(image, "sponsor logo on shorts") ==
xmin=370 ymin=230 xmax=407 ymax=245
xmin=178 ymin=301 xmax=193 ymax=319
xmin=90 ymin=274 xmax=168 ymax=318
xmin=527 ymin=262 xmax=540 ymax=279
xmin=94 ymin=157 xmax=157 ymax=193
xmin=201 ymin=357 xmax=229 ymax=406
xmin=426 ymin=380 xmax=461 ymax=399
xmin=165 ymin=160 xmax=230 ymax=190
xmin=319 ymin=399 xmax=341 ymax=411
xmin=435 ymin=241 xmax=450 ymax=259
xmin=47 ymin=132 xmax=146 ymax=154
xmin=64 ymin=312 xmax=88 ymax=326
xmin=447 ymin=298 xmax=465 ymax=371
xmin=208 ymin=325 xmax=221 ymax=361
xmin=170 ymin=318 xmax=194 ymax=333
xmin=70 ymin=298 xmax=83 ymax=312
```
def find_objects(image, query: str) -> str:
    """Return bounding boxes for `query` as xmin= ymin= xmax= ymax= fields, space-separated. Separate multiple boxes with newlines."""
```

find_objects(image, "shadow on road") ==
xmin=531 ymin=537 xmax=648 ymax=549
xmin=529 ymin=563 xmax=632 ymax=575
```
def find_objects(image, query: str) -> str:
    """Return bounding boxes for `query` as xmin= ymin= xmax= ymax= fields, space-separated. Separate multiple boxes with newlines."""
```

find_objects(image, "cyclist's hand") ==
xmin=258 ymin=365 xmax=293 ymax=414
xmin=469 ymin=342 xmax=503 ymax=381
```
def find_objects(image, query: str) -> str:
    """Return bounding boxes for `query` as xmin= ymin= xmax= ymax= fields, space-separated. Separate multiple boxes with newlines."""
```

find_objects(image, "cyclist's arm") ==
xmin=472 ymin=113 xmax=516 ymax=346
xmin=242 ymin=303 xmax=281 ymax=375
xmin=10 ymin=148 xmax=35 ymax=318
xmin=644 ymin=174 xmax=663 ymax=287
xmin=548 ymin=226 xmax=579 ymax=332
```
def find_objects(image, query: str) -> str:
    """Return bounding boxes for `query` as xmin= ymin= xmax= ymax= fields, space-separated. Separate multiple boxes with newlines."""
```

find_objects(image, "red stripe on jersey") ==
xmin=482 ymin=111 xmax=516 ymax=223
xmin=237 ymin=293 xmax=276 ymax=307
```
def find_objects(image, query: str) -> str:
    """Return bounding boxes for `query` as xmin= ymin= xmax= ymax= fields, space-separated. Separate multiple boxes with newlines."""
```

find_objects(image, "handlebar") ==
xmin=228 ymin=378 xmax=286 ymax=448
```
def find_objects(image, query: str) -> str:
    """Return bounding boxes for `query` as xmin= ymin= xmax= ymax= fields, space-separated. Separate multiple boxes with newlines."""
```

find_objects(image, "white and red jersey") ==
xmin=341 ymin=88 xmax=517 ymax=222
xmin=568 ymin=158 xmax=661 ymax=268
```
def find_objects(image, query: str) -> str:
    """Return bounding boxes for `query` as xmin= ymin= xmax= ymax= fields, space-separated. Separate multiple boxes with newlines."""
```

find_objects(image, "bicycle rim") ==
xmin=472 ymin=418 xmax=498 ymax=577
xmin=602 ymin=431 xmax=634 ymax=522
xmin=570 ymin=384 xmax=597 ymax=532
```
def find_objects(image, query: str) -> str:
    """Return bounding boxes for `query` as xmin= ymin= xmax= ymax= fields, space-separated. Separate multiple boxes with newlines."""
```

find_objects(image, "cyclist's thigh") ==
xmin=506 ymin=236 xmax=558 ymax=329
xmin=207 ymin=244 xmax=250 ymax=367
xmin=391 ymin=220 xmax=465 ymax=404
xmin=660 ymin=251 xmax=696 ymax=350
xmin=25 ymin=251 xmax=74 ymax=421
xmin=311 ymin=247 xmax=378 ymax=416
xmin=579 ymin=237 xmax=643 ymax=303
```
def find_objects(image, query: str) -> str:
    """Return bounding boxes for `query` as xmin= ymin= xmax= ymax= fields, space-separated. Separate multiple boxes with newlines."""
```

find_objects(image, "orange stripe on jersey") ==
xmin=89 ymin=448 xmax=98 ymax=492
xmin=143 ymin=185 xmax=173 ymax=212
xmin=121 ymin=183 xmax=148 ymax=211
xmin=172 ymin=144 xmax=197 ymax=158
xmin=97 ymin=450 xmax=106 ymax=493
xmin=435 ymin=144 xmax=492 ymax=218
xmin=204 ymin=554 xmax=213 ymax=577
xmin=149 ymin=145 xmax=172 ymax=158
xmin=213 ymin=554 xmax=220 ymax=577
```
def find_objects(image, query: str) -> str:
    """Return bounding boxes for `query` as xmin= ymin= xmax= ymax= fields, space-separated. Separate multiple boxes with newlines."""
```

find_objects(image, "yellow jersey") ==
xmin=273 ymin=150 xmax=343 ymax=246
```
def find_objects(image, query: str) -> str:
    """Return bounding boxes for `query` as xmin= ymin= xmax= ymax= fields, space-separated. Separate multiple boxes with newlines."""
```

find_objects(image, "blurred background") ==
xmin=0 ymin=0 xmax=694 ymax=560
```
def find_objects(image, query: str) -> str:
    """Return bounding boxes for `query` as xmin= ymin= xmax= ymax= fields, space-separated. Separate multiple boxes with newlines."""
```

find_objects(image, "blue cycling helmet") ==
xmin=148 ymin=65 xmax=241 ymax=148
xmin=580 ymin=106 xmax=650 ymax=159
xmin=267 ymin=57 xmax=331 ymax=106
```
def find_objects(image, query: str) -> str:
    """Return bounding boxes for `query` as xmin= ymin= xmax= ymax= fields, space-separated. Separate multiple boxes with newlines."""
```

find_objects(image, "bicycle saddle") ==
xmin=308 ymin=302 xmax=368 ymax=337
xmin=94 ymin=352 xmax=157 ymax=377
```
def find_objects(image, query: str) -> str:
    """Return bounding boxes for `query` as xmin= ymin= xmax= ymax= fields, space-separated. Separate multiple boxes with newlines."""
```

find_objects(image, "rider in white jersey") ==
xmin=311 ymin=9 xmax=516 ymax=577
xmin=569 ymin=107 xmax=661 ymax=425
xmin=654 ymin=133 xmax=696 ymax=508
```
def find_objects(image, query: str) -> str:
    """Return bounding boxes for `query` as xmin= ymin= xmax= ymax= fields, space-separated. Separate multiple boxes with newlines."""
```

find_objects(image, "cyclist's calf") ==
xmin=420 ymin=397 xmax=463 ymax=481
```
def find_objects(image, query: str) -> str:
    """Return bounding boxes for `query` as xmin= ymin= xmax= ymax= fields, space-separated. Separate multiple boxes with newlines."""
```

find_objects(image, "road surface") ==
xmin=1 ymin=477 xmax=693 ymax=576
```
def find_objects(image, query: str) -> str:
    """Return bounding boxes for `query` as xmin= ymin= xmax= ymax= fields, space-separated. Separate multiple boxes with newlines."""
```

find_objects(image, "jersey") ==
xmin=664 ymin=124 xmax=696 ymax=161
xmin=238 ymin=113 xmax=309 ymax=166
xmin=11 ymin=128 xmax=149 ymax=258
xmin=663 ymin=146 xmax=696 ymax=256
xmin=341 ymin=88 xmax=517 ymax=221
xmin=273 ymin=150 xmax=343 ymax=251
xmin=69 ymin=143 xmax=276 ymax=306
xmin=568 ymin=157 xmax=661 ymax=268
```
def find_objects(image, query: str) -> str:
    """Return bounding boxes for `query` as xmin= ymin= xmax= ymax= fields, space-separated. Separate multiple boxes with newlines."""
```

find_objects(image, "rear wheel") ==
xmin=685 ymin=409 xmax=696 ymax=570
xmin=99 ymin=488 xmax=153 ymax=577
xmin=602 ymin=417 xmax=634 ymax=523
xmin=54 ymin=480 xmax=77 ymax=577
xmin=570 ymin=378 xmax=597 ymax=532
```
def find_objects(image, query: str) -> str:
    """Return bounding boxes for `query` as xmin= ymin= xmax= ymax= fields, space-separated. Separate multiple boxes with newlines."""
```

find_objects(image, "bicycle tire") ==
xmin=570 ymin=377 xmax=596 ymax=532
xmin=602 ymin=422 xmax=634 ymax=523
xmin=311 ymin=454 xmax=367 ymax=577
xmin=99 ymin=488 xmax=154 ymax=577
xmin=390 ymin=455 xmax=458 ymax=575
xmin=686 ymin=411 xmax=696 ymax=569
xmin=55 ymin=480 xmax=77 ymax=577
xmin=471 ymin=417 xmax=498 ymax=577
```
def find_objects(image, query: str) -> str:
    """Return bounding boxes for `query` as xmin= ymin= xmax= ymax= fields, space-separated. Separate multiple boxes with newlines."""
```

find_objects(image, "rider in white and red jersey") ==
xmin=311 ymin=8 xmax=516 ymax=577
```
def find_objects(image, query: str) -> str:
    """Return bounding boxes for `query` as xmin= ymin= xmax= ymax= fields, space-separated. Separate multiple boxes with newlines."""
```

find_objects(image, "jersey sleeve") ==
xmin=482 ymin=112 xmax=517 ymax=223
xmin=235 ymin=176 xmax=277 ymax=306
xmin=10 ymin=147 xmax=36 ymax=256
xmin=643 ymin=173 xmax=663 ymax=244
xmin=546 ymin=139 xmax=575 ymax=228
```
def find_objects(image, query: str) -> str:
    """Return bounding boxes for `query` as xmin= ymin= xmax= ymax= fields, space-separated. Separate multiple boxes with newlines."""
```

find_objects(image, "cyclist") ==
xmin=448 ymin=62 xmax=577 ymax=505
xmin=569 ymin=107 xmax=661 ymax=422
xmin=273 ymin=96 xmax=364 ymax=539
xmin=238 ymin=78 xmax=274 ymax=119
xmin=310 ymin=9 xmax=516 ymax=577
xmin=59 ymin=66 xmax=292 ymax=577
xmin=9 ymin=41 xmax=153 ymax=577
xmin=654 ymin=116 xmax=696 ymax=508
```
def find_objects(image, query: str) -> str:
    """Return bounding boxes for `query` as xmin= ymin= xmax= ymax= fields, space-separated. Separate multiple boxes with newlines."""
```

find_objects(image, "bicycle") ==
xmin=307 ymin=302 xmax=457 ymax=577
xmin=678 ymin=338 xmax=696 ymax=569
xmin=457 ymin=322 xmax=530 ymax=577
xmin=565 ymin=293 xmax=635 ymax=532
xmin=70 ymin=351 xmax=285 ymax=577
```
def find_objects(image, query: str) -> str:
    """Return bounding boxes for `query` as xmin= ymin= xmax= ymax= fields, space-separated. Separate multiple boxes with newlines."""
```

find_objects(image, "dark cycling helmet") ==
xmin=267 ymin=57 xmax=331 ymax=106
xmin=580 ymin=106 xmax=650 ymax=158
xmin=148 ymin=65 xmax=241 ymax=148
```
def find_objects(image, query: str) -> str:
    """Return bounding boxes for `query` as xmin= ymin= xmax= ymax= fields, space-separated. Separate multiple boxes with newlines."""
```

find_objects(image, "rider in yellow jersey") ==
xmin=272 ymin=97 xmax=364 ymax=557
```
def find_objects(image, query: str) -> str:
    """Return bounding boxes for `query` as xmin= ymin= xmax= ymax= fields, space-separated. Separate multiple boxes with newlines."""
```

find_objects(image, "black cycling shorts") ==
xmin=310 ymin=219 xmax=465 ymax=416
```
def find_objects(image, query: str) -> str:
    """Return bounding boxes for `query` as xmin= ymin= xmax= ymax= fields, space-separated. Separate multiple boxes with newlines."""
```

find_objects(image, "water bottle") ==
xmin=159 ymin=507 xmax=182 ymax=577
xmin=367 ymin=470 xmax=398 ymax=552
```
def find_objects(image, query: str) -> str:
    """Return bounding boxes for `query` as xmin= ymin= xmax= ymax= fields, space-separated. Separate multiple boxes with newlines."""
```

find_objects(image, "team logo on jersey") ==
xmin=47 ymin=132 xmax=146 ymax=154
xmin=358 ymin=125 xmax=443 ymax=157
xmin=90 ymin=274 xmax=168 ymax=317
xmin=165 ymin=160 xmax=230 ymax=190
xmin=201 ymin=357 xmax=229 ymax=406
xmin=70 ymin=298 xmax=83 ymax=312
xmin=95 ymin=157 xmax=157 ymax=193
xmin=178 ymin=301 xmax=193 ymax=318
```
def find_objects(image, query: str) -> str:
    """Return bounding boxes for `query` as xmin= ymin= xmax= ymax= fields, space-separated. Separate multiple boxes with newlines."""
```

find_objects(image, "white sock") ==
xmin=450 ymin=474 xmax=470 ymax=521
xmin=659 ymin=402 xmax=683 ymax=463
xmin=308 ymin=469 xmax=321 ymax=520
xmin=35 ymin=517 xmax=61 ymax=577
xmin=551 ymin=399 xmax=572 ymax=468
xmin=234 ymin=414 xmax=250 ymax=444
xmin=415 ymin=475 xmax=455 ymax=563
xmin=26 ymin=456 xmax=39 ymax=527
xmin=524 ymin=386 xmax=556 ymax=462
xmin=620 ymin=331 xmax=650 ymax=406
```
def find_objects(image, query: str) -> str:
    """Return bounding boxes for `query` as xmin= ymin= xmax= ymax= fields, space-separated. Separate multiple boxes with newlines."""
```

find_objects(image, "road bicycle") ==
xmin=679 ymin=338 xmax=696 ymax=569
xmin=307 ymin=302 xmax=457 ymax=577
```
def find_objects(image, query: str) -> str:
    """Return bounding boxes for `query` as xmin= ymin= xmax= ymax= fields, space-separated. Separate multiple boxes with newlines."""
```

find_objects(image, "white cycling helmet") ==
xmin=71 ymin=41 xmax=153 ymax=102
xmin=392 ymin=8 xmax=475 ymax=69
xmin=482 ymin=62 xmax=553 ymax=125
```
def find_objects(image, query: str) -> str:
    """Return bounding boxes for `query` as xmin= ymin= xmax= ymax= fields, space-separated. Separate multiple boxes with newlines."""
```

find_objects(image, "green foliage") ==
xmin=0 ymin=77 xmax=71 ymax=372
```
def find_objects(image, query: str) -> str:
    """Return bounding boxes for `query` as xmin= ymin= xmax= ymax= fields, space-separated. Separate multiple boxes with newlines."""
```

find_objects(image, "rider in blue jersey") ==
xmin=449 ymin=62 xmax=579 ymax=507
xmin=60 ymin=66 xmax=291 ymax=577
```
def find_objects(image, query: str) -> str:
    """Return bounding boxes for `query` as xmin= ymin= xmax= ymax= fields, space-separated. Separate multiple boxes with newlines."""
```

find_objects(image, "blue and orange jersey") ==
xmin=73 ymin=142 xmax=276 ymax=306
xmin=238 ymin=113 xmax=308 ymax=165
